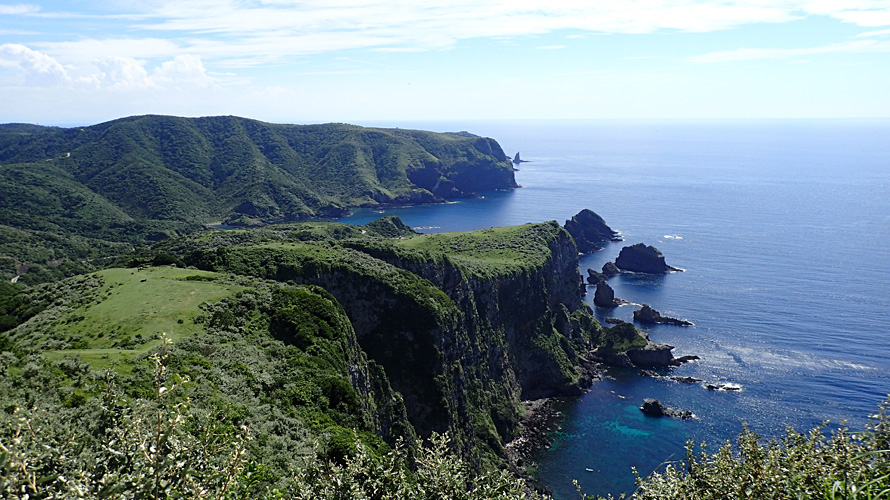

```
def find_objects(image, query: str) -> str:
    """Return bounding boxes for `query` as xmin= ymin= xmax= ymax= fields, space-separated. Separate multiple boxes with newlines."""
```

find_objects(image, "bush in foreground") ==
xmin=621 ymin=403 xmax=890 ymax=500
xmin=0 ymin=336 xmax=540 ymax=500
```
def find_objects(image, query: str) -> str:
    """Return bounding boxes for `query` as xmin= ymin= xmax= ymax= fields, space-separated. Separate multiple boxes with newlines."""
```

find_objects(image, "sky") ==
xmin=1 ymin=0 xmax=889 ymax=125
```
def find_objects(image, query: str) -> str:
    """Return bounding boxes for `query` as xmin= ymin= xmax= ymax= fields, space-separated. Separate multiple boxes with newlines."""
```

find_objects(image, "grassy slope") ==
xmin=11 ymin=266 xmax=242 ymax=368
xmin=396 ymin=222 xmax=561 ymax=277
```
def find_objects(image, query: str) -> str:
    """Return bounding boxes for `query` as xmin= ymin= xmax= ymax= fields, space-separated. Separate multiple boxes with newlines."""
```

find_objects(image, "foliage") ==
xmin=595 ymin=322 xmax=649 ymax=352
xmin=0 ymin=335 xmax=254 ymax=499
xmin=601 ymin=400 xmax=890 ymax=500
xmin=0 ymin=336 xmax=540 ymax=500
xmin=287 ymin=433 xmax=543 ymax=500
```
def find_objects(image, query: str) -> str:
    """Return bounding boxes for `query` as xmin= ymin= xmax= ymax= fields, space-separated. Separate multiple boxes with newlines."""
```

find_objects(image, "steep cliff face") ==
xmin=344 ymin=223 xmax=604 ymax=439
xmin=182 ymin=221 xmax=609 ymax=461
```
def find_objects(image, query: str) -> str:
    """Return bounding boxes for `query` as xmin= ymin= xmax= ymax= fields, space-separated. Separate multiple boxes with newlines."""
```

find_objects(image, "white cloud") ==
xmin=0 ymin=43 xmax=217 ymax=90
xmin=0 ymin=4 xmax=40 ymax=15
xmin=152 ymin=54 xmax=214 ymax=87
xmin=834 ymin=9 xmax=890 ymax=26
xmin=87 ymin=56 xmax=155 ymax=90
xmin=687 ymin=39 xmax=890 ymax=63
xmin=6 ymin=1 xmax=890 ymax=71
xmin=857 ymin=28 xmax=890 ymax=37
xmin=0 ymin=43 xmax=68 ymax=85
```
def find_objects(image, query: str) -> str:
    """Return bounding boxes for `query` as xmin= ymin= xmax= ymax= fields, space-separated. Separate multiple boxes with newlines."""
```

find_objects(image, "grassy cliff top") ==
xmin=9 ymin=266 xmax=243 ymax=368
xmin=396 ymin=221 xmax=565 ymax=277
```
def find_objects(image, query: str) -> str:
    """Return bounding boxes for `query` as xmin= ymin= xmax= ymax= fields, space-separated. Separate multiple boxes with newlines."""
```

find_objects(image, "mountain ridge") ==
xmin=0 ymin=114 xmax=517 ymax=283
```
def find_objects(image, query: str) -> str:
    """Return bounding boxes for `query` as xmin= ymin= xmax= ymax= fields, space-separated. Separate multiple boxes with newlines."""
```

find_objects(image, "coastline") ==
xmin=505 ymin=398 xmax=565 ymax=494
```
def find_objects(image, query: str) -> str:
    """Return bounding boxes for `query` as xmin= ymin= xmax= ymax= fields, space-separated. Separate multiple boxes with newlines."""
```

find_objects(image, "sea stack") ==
xmin=564 ymin=209 xmax=623 ymax=253
xmin=593 ymin=281 xmax=619 ymax=307
xmin=615 ymin=243 xmax=680 ymax=274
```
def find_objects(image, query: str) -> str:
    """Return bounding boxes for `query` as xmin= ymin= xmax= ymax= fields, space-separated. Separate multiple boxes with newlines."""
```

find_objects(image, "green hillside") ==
xmin=0 ymin=115 xmax=517 ymax=283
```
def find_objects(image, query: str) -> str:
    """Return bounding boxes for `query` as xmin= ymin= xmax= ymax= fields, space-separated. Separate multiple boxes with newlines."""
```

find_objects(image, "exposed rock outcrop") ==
xmin=633 ymin=304 xmax=693 ymax=326
xmin=625 ymin=342 xmax=677 ymax=367
xmin=602 ymin=261 xmax=621 ymax=277
xmin=593 ymin=281 xmax=621 ymax=308
xmin=615 ymin=243 xmax=681 ymax=274
xmin=586 ymin=268 xmax=607 ymax=285
xmin=592 ymin=340 xmax=693 ymax=369
xmin=640 ymin=398 xmax=694 ymax=419
xmin=564 ymin=209 xmax=622 ymax=253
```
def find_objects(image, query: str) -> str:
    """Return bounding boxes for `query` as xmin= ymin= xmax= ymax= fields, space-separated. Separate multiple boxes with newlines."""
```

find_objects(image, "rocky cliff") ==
xmin=178 ymin=220 xmax=620 ymax=461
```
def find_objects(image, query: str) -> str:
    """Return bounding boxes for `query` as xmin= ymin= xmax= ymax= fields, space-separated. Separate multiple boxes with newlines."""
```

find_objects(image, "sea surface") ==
xmin=346 ymin=119 xmax=890 ymax=498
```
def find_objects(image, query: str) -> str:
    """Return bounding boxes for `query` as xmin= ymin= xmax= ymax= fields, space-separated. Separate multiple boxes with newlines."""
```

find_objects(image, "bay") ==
xmin=347 ymin=119 xmax=890 ymax=498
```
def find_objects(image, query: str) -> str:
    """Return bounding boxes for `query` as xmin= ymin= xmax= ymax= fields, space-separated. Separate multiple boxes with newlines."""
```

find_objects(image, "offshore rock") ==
xmin=602 ymin=261 xmax=620 ymax=278
xmin=615 ymin=243 xmax=681 ymax=274
xmin=587 ymin=269 xmax=607 ymax=285
xmin=593 ymin=281 xmax=620 ymax=308
xmin=633 ymin=304 xmax=693 ymax=326
xmin=564 ymin=209 xmax=622 ymax=254
xmin=640 ymin=398 xmax=694 ymax=419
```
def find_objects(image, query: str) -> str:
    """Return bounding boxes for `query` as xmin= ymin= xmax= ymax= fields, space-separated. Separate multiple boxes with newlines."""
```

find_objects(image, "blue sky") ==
xmin=1 ymin=1 xmax=889 ymax=125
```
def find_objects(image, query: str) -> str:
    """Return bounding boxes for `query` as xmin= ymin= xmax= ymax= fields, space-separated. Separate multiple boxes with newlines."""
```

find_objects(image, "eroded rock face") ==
xmin=615 ymin=243 xmax=680 ymax=274
xmin=564 ymin=209 xmax=622 ymax=253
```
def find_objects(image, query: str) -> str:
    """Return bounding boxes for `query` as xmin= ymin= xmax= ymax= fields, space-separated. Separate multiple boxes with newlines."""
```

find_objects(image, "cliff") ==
xmin=174 ymin=219 xmax=634 ymax=461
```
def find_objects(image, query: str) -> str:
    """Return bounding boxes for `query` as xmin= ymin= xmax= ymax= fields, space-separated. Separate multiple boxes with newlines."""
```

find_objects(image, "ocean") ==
xmin=347 ymin=119 xmax=890 ymax=498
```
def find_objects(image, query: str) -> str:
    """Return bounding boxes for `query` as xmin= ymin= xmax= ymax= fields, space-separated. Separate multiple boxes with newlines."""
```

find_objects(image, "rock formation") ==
xmin=615 ymin=243 xmax=681 ymax=274
xmin=592 ymin=341 xmax=694 ymax=368
xmin=633 ymin=304 xmax=693 ymax=326
xmin=602 ymin=261 xmax=621 ymax=277
xmin=563 ymin=209 xmax=622 ymax=253
xmin=639 ymin=398 xmax=693 ymax=419
xmin=625 ymin=343 xmax=677 ymax=367
xmin=587 ymin=268 xmax=607 ymax=285
xmin=593 ymin=281 xmax=620 ymax=307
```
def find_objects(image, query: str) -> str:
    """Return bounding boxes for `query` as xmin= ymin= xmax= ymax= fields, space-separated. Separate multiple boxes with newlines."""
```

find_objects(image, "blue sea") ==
xmin=347 ymin=119 xmax=890 ymax=498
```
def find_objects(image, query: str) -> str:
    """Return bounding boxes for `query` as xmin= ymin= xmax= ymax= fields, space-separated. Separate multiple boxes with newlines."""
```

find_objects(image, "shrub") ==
xmin=614 ymin=400 xmax=890 ymax=500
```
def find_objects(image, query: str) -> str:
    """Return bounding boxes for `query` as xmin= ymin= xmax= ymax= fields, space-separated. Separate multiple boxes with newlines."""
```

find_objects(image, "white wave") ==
xmin=709 ymin=341 xmax=877 ymax=373
xmin=663 ymin=234 xmax=683 ymax=239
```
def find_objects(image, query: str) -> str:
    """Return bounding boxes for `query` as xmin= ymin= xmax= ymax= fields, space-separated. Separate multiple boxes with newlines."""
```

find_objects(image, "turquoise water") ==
xmin=345 ymin=119 xmax=890 ymax=498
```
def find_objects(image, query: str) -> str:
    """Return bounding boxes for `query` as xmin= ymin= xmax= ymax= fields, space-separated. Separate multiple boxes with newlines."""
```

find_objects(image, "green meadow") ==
xmin=37 ymin=266 xmax=242 ymax=366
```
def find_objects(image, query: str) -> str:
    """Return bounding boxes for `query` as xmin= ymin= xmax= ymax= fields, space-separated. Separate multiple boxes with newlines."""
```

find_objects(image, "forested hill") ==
xmin=0 ymin=115 xmax=517 ymax=283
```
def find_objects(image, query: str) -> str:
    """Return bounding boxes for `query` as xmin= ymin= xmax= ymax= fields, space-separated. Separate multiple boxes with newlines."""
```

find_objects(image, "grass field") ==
xmin=395 ymin=222 xmax=562 ymax=276
xmin=42 ymin=266 xmax=243 ymax=366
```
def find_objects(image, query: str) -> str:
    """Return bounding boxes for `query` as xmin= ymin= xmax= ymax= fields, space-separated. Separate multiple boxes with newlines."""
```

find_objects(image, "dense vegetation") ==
xmin=2 ymin=116 xmax=887 ymax=499
xmin=0 ymin=115 xmax=517 ymax=283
